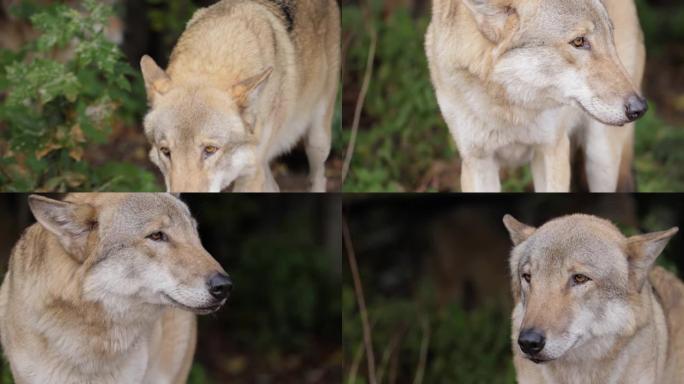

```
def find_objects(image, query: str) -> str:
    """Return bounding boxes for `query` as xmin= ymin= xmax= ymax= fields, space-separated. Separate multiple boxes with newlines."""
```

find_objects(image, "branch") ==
xmin=343 ymin=217 xmax=377 ymax=384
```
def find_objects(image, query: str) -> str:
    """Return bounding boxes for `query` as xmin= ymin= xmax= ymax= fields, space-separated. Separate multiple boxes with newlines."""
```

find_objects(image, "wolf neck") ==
xmin=542 ymin=283 xmax=668 ymax=383
xmin=436 ymin=0 xmax=552 ymax=121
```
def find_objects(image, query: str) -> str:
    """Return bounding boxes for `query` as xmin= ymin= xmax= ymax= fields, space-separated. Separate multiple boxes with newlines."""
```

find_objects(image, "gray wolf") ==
xmin=0 ymin=193 xmax=231 ymax=384
xmin=426 ymin=0 xmax=647 ymax=192
xmin=504 ymin=214 xmax=684 ymax=383
xmin=141 ymin=0 xmax=341 ymax=192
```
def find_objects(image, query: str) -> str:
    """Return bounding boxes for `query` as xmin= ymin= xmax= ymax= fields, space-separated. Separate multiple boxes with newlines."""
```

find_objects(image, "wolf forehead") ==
xmin=143 ymin=88 xmax=245 ymax=142
xmin=513 ymin=214 xmax=629 ymax=267
xmin=514 ymin=0 xmax=613 ymax=37
xmin=65 ymin=193 xmax=196 ymax=226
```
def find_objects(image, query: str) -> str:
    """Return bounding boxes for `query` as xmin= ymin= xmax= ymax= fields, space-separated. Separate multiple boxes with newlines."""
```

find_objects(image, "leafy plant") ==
xmin=0 ymin=0 xmax=159 ymax=191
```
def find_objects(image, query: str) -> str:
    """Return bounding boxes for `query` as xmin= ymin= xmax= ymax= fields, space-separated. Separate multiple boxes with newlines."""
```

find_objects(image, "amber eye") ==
xmin=147 ymin=231 xmax=168 ymax=242
xmin=572 ymin=274 xmax=591 ymax=285
xmin=522 ymin=273 xmax=531 ymax=283
xmin=203 ymin=146 xmax=219 ymax=157
xmin=571 ymin=36 xmax=590 ymax=49
xmin=160 ymin=147 xmax=171 ymax=158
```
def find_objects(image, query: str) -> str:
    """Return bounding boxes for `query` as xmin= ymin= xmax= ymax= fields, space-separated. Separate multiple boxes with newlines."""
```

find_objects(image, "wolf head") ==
xmin=504 ymin=214 xmax=677 ymax=363
xmin=140 ymin=55 xmax=273 ymax=192
xmin=463 ymin=0 xmax=647 ymax=125
xmin=28 ymin=194 xmax=231 ymax=315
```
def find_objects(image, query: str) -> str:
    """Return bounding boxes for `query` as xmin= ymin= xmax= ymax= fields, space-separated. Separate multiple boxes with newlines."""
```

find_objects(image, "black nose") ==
xmin=518 ymin=328 xmax=546 ymax=356
xmin=625 ymin=94 xmax=648 ymax=122
xmin=207 ymin=273 xmax=232 ymax=300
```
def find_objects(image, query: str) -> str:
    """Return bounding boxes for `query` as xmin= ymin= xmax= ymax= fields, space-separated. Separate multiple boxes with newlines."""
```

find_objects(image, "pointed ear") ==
xmin=503 ymin=214 xmax=535 ymax=246
xmin=140 ymin=55 xmax=172 ymax=103
xmin=28 ymin=195 xmax=97 ymax=262
xmin=462 ymin=0 xmax=517 ymax=43
xmin=626 ymin=227 xmax=678 ymax=292
xmin=231 ymin=67 xmax=273 ymax=111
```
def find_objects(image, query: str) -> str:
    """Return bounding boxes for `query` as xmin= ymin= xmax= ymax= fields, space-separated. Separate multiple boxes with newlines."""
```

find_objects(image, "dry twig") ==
xmin=343 ymin=217 xmax=377 ymax=384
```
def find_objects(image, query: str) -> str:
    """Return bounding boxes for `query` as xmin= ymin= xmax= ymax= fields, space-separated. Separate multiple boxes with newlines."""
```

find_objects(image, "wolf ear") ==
xmin=28 ymin=195 xmax=97 ymax=262
xmin=141 ymin=55 xmax=172 ymax=103
xmin=231 ymin=67 xmax=273 ymax=111
xmin=503 ymin=214 xmax=535 ymax=246
xmin=626 ymin=227 xmax=678 ymax=292
xmin=462 ymin=0 xmax=517 ymax=43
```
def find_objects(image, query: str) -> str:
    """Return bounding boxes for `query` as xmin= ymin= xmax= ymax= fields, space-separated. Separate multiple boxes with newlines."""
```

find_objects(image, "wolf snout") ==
xmin=207 ymin=273 xmax=232 ymax=300
xmin=518 ymin=328 xmax=546 ymax=357
xmin=625 ymin=94 xmax=648 ymax=122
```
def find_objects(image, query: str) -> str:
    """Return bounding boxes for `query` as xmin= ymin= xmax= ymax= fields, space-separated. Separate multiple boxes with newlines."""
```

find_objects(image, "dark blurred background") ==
xmin=0 ymin=194 xmax=342 ymax=384
xmin=340 ymin=0 xmax=684 ymax=192
xmin=343 ymin=195 xmax=684 ymax=383
xmin=0 ymin=0 xmax=342 ymax=192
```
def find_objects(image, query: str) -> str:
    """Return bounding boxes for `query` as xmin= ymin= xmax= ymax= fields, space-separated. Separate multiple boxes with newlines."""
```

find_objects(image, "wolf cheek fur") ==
xmin=504 ymin=214 xmax=683 ymax=384
xmin=141 ymin=0 xmax=341 ymax=192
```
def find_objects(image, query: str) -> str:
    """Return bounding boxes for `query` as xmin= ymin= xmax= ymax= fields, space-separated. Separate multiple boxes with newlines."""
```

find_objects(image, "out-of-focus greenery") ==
xmin=0 ymin=0 xmax=159 ymax=192
xmin=343 ymin=284 xmax=515 ymax=384
xmin=341 ymin=4 xmax=452 ymax=192
xmin=146 ymin=0 xmax=198 ymax=55
xmin=341 ymin=0 xmax=684 ymax=192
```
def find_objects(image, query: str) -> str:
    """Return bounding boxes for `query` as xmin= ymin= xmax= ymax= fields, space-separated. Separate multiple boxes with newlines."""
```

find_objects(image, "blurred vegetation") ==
xmin=0 ymin=194 xmax=342 ymax=384
xmin=343 ymin=195 xmax=684 ymax=383
xmin=340 ymin=0 xmax=684 ymax=192
xmin=0 ymin=0 xmax=157 ymax=191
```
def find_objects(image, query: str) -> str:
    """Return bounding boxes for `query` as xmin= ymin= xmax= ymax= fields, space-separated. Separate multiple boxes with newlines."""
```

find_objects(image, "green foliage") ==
xmin=0 ymin=0 xmax=159 ymax=191
xmin=146 ymin=0 xmax=198 ymax=54
xmin=0 ymin=358 xmax=12 ymax=384
xmin=635 ymin=108 xmax=684 ymax=192
xmin=343 ymin=282 xmax=516 ymax=384
xmin=341 ymin=6 xmax=454 ymax=192
xmin=230 ymin=224 xmax=340 ymax=353
xmin=188 ymin=363 xmax=214 ymax=384
xmin=636 ymin=0 xmax=684 ymax=53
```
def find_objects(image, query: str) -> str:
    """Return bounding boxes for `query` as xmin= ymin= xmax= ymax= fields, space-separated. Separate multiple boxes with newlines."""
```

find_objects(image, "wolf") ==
xmin=141 ymin=0 xmax=340 ymax=192
xmin=0 ymin=194 xmax=232 ymax=384
xmin=504 ymin=214 xmax=684 ymax=383
xmin=426 ymin=0 xmax=647 ymax=192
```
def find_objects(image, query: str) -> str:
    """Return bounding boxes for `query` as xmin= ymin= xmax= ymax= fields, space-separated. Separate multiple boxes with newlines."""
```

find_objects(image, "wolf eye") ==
xmin=203 ymin=146 xmax=219 ymax=157
xmin=522 ymin=273 xmax=531 ymax=283
xmin=572 ymin=274 xmax=591 ymax=285
xmin=160 ymin=147 xmax=171 ymax=158
xmin=147 ymin=231 xmax=168 ymax=242
xmin=570 ymin=36 xmax=590 ymax=49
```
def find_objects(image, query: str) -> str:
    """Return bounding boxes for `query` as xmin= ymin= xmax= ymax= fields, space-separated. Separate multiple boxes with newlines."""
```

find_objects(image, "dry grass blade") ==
xmin=343 ymin=217 xmax=377 ymax=384
xmin=342 ymin=26 xmax=377 ymax=184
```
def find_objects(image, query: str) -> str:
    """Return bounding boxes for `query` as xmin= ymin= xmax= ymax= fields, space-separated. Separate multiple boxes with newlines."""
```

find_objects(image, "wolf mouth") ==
xmin=163 ymin=293 xmax=224 ymax=314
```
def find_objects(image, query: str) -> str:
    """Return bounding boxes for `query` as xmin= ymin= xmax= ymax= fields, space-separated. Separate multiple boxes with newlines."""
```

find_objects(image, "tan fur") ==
xmin=0 ymin=194 xmax=229 ymax=384
xmin=505 ymin=214 xmax=682 ymax=383
xmin=426 ymin=0 xmax=646 ymax=192
xmin=141 ymin=0 xmax=341 ymax=192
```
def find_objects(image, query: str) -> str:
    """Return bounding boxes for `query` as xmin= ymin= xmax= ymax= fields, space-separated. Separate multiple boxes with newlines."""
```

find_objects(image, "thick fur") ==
xmin=426 ymin=0 xmax=646 ymax=192
xmin=141 ymin=0 xmax=341 ymax=192
xmin=504 ymin=214 xmax=683 ymax=383
xmin=0 ymin=194 xmax=228 ymax=384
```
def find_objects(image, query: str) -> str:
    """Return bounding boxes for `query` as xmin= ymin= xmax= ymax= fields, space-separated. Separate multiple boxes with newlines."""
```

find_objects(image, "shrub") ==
xmin=0 ymin=0 xmax=159 ymax=191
